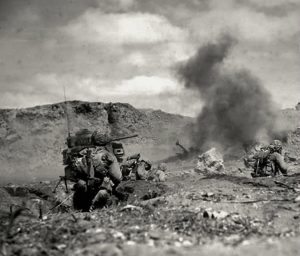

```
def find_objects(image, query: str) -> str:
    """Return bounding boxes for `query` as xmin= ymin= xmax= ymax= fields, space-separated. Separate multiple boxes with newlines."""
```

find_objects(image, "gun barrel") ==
xmin=110 ymin=134 xmax=138 ymax=142
xmin=175 ymin=140 xmax=189 ymax=154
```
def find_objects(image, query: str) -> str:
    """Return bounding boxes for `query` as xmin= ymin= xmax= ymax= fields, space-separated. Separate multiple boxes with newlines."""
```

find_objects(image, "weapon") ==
xmin=53 ymin=87 xmax=72 ymax=193
xmin=175 ymin=140 xmax=189 ymax=154
xmin=63 ymin=86 xmax=71 ymax=139
xmin=109 ymin=134 xmax=138 ymax=143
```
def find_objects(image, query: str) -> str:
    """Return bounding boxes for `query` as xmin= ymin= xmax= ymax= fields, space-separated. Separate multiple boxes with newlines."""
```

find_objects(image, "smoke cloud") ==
xmin=179 ymin=35 xmax=283 ymax=152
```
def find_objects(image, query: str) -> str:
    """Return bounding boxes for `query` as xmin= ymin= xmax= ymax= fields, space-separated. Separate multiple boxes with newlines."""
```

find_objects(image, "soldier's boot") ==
xmin=89 ymin=189 xmax=110 ymax=212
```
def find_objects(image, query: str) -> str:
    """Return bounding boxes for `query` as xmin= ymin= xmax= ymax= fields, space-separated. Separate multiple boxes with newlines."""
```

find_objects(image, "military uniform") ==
xmin=73 ymin=147 xmax=124 ymax=211
xmin=248 ymin=140 xmax=288 ymax=177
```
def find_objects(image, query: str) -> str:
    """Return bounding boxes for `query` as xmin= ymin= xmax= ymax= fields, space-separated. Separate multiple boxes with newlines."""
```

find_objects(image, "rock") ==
xmin=196 ymin=148 xmax=224 ymax=173
xmin=202 ymin=209 xmax=228 ymax=219
xmin=203 ymin=211 xmax=210 ymax=218
xmin=294 ymin=195 xmax=300 ymax=202
xmin=212 ymin=210 xmax=229 ymax=219
xmin=112 ymin=231 xmax=126 ymax=240
xmin=182 ymin=240 xmax=193 ymax=247
xmin=149 ymin=231 xmax=162 ymax=240
xmin=120 ymin=205 xmax=143 ymax=212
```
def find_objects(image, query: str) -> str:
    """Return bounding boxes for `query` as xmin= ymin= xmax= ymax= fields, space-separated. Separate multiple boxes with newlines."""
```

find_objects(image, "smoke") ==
xmin=178 ymin=35 xmax=283 ymax=152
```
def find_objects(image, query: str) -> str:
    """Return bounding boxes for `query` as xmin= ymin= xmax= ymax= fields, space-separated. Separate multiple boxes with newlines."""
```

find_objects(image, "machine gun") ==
xmin=175 ymin=140 xmax=189 ymax=155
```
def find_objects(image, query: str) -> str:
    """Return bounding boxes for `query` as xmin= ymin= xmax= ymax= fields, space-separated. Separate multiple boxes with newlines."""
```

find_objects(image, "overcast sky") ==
xmin=0 ymin=0 xmax=299 ymax=116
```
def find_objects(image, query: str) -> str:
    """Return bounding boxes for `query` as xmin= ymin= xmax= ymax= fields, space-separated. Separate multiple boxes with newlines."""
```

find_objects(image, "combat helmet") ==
xmin=269 ymin=140 xmax=282 ymax=153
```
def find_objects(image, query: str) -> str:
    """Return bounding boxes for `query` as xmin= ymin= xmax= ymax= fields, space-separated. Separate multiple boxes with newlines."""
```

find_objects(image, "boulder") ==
xmin=196 ymin=148 xmax=224 ymax=173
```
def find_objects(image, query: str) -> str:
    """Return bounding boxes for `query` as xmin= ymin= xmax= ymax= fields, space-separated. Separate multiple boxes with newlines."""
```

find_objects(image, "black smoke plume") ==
xmin=179 ymin=35 xmax=282 ymax=152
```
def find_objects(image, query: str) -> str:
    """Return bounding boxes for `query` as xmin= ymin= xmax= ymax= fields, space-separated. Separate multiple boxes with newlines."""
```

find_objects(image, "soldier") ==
xmin=60 ymin=129 xmax=138 ymax=210
xmin=268 ymin=140 xmax=288 ymax=176
xmin=73 ymin=147 xmax=127 ymax=212
xmin=247 ymin=140 xmax=288 ymax=177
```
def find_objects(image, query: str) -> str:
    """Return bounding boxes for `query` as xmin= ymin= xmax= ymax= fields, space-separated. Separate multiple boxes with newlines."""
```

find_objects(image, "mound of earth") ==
xmin=0 ymin=101 xmax=192 ymax=183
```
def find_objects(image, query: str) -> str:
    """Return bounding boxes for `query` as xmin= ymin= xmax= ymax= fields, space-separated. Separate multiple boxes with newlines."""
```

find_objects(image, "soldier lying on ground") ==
xmin=121 ymin=155 xmax=167 ymax=182
xmin=121 ymin=153 xmax=152 ymax=180
xmin=72 ymin=147 xmax=128 ymax=212
xmin=244 ymin=140 xmax=288 ymax=178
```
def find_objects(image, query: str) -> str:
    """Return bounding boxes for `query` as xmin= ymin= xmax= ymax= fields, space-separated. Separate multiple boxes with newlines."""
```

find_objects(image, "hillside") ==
xmin=1 ymin=101 xmax=300 ymax=184
xmin=0 ymin=101 xmax=192 ymax=183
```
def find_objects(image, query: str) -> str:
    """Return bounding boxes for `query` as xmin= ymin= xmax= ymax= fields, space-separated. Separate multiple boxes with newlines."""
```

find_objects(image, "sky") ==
xmin=0 ymin=0 xmax=299 ymax=116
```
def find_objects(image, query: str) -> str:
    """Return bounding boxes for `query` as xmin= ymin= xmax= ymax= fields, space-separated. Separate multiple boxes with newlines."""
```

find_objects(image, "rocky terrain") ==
xmin=0 ymin=101 xmax=192 ymax=183
xmin=1 ymin=101 xmax=300 ymax=256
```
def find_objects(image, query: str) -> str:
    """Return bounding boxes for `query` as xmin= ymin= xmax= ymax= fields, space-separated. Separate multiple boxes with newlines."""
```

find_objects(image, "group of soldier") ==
xmin=61 ymin=128 xmax=289 ymax=212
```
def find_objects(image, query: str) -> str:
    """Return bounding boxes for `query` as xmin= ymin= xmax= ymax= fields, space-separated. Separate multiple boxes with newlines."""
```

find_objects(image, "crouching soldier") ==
xmin=248 ymin=140 xmax=288 ymax=178
xmin=73 ymin=147 xmax=127 ymax=212
xmin=268 ymin=140 xmax=288 ymax=176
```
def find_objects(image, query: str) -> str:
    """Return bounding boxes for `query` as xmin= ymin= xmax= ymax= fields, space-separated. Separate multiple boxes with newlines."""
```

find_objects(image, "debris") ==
xmin=196 ymin=148 xmax=225 ymax=173
xmin=202 ymin=209 xmax=229 ymax=219
xmin=120 ymin=205 xmax=143 ymax=212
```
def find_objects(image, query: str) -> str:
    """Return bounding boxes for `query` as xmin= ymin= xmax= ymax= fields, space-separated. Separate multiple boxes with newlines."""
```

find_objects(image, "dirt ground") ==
xmin=1 ymin=158 xmax=300 ymax=256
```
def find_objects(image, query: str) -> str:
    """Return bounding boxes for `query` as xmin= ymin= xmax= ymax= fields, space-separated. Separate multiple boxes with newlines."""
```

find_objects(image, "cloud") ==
xmin=34 ymin=73 xmax=182 ymax=97
xmin=114 ymin=76 xmax=182 ymax=96
xmin=95 ymin=0 xmax=136 ymax=12
xmin=0 ymin=72 xmax=200 ymax=115
xmin=189 ymin=5 xmax=299 ymax=43
xmin=117 ymin=0 xmax=136 ymax=9
xmin=0 ymin=0 xmax=299 ymax=115
xmin=62 ymin=10 xmax=187 ymax=45
xmin=246 ymin=0 xmax=300 ymax=7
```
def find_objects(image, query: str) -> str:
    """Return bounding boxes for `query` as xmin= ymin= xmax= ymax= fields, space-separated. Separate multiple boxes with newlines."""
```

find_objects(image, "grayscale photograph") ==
xmin=0 ymin=0 xmax=300 ymax=255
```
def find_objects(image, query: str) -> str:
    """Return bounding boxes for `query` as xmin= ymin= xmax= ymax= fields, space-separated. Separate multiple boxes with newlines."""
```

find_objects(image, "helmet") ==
xmin=91 ymin=131 xmax=111 ymax=146
xmin=269 ymin=140 xmax=282 ymax=153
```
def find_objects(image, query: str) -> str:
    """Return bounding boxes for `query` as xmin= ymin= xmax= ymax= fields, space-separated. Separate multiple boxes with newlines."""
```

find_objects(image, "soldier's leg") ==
xmin=271 ymin=152 xmax=288 ymax=176
xmin=89 ymin=189 xmax=110 ymax=211
xmin=73 ymin=179 xmax=90 ymax=211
